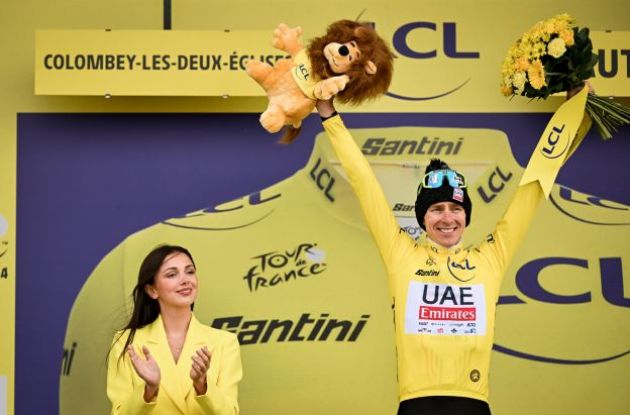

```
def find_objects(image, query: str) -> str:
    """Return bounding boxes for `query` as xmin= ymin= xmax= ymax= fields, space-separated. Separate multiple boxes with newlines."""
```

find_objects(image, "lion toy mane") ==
xmin=246 ymin=19 xmax=394 ymax=143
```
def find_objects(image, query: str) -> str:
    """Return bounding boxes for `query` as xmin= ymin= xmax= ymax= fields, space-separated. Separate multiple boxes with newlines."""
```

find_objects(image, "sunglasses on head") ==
xmin=417 ymin=169 xmax=467 ymax=193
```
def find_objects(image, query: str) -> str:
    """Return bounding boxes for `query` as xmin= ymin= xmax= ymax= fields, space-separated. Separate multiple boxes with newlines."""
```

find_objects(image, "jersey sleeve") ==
xmin=322 ymin=115 xmax=410 ymax=272
xmin=477 ymin=144 xmax=570 ymax=292
xmin=478 ymin=181 xmax=543 ymax=289
xmin=477 ymin=111 xmax=592 ymax=292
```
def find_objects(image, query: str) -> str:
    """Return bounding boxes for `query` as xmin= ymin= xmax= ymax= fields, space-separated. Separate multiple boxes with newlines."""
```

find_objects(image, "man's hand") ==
xmin=567 ymin=81 xmax=594 ymax=100
xmin=315 ymin=99 xmax=337 ymax=118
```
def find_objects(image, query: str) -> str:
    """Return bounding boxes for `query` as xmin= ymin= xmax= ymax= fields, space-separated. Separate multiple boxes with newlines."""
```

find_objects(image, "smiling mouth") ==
xmin=177 ymin=288 xmax=193 ymax=295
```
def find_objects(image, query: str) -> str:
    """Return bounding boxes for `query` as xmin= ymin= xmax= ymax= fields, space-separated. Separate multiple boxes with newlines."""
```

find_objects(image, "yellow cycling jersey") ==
xmin=322 ymin=115 xmax=544 ymax=402
xmin=291 ymin=49 xmax=317 ymax=100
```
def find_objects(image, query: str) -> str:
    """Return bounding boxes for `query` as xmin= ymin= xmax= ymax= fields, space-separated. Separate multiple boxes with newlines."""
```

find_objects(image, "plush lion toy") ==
xmin=246 ymin=20 xmax=394 ymax=143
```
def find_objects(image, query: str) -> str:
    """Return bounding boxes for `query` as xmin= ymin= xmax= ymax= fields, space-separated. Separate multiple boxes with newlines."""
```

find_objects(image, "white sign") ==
xmin=405 ymin=282 xmax=487 ymax=336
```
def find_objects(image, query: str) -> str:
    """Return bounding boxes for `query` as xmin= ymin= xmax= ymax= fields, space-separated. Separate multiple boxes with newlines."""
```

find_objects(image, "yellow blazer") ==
xmin=107 ymin=314 xmax=242 ymax=415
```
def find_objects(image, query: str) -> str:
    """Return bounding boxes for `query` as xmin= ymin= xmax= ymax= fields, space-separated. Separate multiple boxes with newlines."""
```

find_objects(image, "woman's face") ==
xmin=145 ymin=251 xmax=198 ymax=310
xmin=423 ymin=201 xmax=466 ymax=248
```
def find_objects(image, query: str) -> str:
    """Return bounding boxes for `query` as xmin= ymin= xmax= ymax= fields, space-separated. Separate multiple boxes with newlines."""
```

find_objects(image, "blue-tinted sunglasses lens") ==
xmin=421 ymin=170 xmax=466 ymax=189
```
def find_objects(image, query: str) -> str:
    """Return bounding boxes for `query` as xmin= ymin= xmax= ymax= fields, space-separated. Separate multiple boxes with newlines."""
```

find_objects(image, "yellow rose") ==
xmin=547 ymin=37 xmax=567 ymax=58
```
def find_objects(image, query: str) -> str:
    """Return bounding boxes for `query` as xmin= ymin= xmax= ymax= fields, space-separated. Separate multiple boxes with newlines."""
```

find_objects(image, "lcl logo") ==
xmin=392 ymin=22 xmax=480 ymax=59
xmin=500 ymin=256 xmax=629 ymax=307
xmin=495 ymin=256 xmax=630 ymax=364
xmin=387 ymin=22 xmax=480 ymax=100
xmin=541 ymin=124 xmax=570 ymax=159
xmin=309 ymin=158 xmax=335 ymax=202
xmin=161 ymin=191 xmax=281 ymax=230
xmin=550 ymin=186 xmax=630 ymax=226
xmin=203 ymin=191 xmax=281 ymax=213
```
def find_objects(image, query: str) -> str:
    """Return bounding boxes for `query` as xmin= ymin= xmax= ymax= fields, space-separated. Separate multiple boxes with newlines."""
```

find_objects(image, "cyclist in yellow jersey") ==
xmin=315 ymin=99 xmax=566 ymax=415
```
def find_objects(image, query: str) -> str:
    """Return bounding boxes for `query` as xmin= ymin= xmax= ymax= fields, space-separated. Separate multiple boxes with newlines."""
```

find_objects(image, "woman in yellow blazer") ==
xmin=107 ymin=245 xmax=242 ymax=415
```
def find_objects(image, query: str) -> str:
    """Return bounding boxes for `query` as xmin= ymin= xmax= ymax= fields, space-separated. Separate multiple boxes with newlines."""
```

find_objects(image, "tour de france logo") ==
xmin=243 ymin=242 xmax=327 ymax=292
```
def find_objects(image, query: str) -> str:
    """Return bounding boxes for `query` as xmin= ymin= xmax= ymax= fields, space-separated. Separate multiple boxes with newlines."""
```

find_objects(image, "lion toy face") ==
xmin=308 ymin=20 xmax=394 ymax=105
xmin=246 ymin=19 xmax=394 ymax=143
xmin=323 ymin=41 xmax=371 ymax=75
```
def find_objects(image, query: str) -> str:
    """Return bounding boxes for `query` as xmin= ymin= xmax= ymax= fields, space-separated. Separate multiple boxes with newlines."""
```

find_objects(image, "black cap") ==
xmin=414 ymin=159 xmax=472 ymax=231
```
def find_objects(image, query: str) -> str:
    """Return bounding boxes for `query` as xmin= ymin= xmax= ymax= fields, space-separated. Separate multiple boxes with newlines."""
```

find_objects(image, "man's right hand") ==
xmin=315 ymin=99 xmax=337 ymax=119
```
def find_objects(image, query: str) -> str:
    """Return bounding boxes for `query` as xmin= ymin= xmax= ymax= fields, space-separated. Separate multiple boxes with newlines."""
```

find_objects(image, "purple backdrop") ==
xmin=16 ymin=113 xmax=630 ymax=414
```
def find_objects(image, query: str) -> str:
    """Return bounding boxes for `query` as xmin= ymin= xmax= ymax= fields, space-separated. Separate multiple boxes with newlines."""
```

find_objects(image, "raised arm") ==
xmin=316 ymin=100 xmax=407 ymax=265
xmin=479 ymin=87 xmax=592 ymax=284
xmin=480 ymin=181 xmax=543 ymax=287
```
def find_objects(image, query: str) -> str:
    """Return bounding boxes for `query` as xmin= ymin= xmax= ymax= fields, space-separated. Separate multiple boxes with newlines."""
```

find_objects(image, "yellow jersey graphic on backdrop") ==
xmin=60 ymin=125 xmax=630 ymax=415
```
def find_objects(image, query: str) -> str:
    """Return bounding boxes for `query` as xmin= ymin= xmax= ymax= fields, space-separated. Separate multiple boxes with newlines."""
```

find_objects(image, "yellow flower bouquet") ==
xmin=500 ymin=13 xmax=630 ymax=140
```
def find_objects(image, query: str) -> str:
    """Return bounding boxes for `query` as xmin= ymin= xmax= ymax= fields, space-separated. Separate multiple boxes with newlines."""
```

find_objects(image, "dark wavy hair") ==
xmin=114 ymin=244 xmax=196 ymax=362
